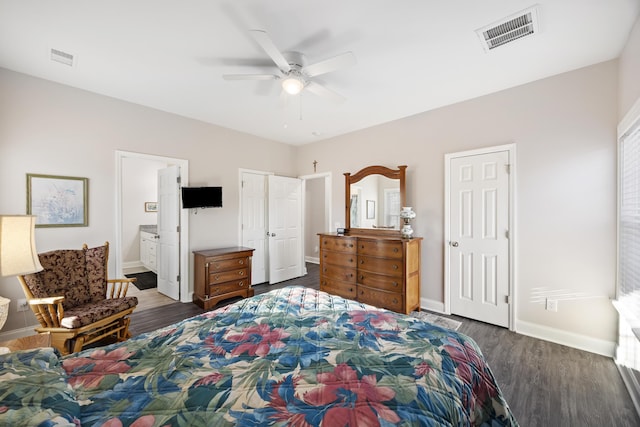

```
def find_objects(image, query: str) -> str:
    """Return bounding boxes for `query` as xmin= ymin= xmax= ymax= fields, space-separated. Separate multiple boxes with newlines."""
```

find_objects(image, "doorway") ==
xmin=239 ymin=170 xmax=330 ymax=284
xmin=444 ymin=144 xmax=515 ymax=329
xmin=115 ymin=151 xmax=191 ymax=302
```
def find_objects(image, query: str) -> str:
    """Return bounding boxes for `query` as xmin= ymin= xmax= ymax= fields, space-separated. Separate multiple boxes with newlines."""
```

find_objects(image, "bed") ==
xmin=0 ymin=286 xmax=518 ymax=426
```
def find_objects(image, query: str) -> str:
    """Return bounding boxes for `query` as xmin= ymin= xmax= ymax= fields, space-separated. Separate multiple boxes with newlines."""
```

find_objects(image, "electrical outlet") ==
xmin=17 ymin=298 xmax=29 ymax=312
xmin=545 ymin=298 xmax=558 ymax=312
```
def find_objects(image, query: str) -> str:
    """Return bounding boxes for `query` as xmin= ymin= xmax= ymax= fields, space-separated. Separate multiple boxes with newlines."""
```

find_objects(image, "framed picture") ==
xmin=27 ymin=173 xmax=88 ymax=227
xmin=145 ymin=202 xmax=158 ymax=212
xmin=366 ymin=200 xmax=375 ymax=219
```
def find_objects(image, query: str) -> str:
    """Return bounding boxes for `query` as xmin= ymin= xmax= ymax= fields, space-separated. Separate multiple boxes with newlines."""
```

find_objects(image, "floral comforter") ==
xmin=1 ymin=287 xmax=518 ymax=426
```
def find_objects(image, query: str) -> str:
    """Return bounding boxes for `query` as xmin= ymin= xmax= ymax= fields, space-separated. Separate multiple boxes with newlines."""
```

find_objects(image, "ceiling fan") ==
xmin=223 ymin=30 xmax=356 ymax=103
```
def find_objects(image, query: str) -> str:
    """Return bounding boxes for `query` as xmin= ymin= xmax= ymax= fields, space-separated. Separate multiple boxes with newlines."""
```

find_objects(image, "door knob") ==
xmin=451 ymin=241 xmax=459 ymax=247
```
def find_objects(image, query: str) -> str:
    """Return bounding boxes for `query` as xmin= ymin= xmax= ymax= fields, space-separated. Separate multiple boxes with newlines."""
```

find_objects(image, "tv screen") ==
xmin=181 ymin=186 xmax=222 ymax=209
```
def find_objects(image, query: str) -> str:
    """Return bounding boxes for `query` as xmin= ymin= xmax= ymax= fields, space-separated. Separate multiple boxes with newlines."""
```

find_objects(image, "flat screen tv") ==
xmin=181 ymin=186 xmax=222 ymax=209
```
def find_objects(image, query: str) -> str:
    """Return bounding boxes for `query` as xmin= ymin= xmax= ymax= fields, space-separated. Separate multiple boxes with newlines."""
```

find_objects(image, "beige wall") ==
xmin=0 ymin=43 xmax=632 ymax=353
xmin=0 ymin=68 xmax=296 ymax=332
xmin=296 ymin=60 xmax=619 ymax=353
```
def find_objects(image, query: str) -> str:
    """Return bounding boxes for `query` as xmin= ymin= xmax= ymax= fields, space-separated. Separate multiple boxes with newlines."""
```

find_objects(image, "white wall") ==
xmin=296 ymin=60 xmax=619 ymax=353
xmin=122 ymin=157 xmax=165 ymax=265
xmin=0 ymin=68 xmax=296 ymax=332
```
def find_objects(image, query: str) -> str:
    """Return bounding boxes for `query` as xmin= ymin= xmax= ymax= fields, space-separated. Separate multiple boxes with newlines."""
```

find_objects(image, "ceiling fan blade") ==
xmin=305 ymin=81 xmax=346 ymax=103
xmin=249 ymin=29 xmax=291 ymax=73
xmin=303 ymin=51 xmax=356 ymax=77
xmin=222 ymin=74 xmax=279 ymax=81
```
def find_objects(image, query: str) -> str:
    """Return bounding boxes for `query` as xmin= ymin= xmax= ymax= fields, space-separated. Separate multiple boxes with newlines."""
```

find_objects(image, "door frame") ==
xmin=115 ymin=150 xmax=191 ymax=302
xmin=299 ymin=172 xmax=332 ymax=270
xmin=443 ymin=143 xmax=516 ymax=330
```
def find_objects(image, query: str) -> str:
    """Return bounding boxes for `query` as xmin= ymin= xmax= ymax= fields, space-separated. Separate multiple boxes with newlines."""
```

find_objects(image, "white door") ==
xmin=241 ymin=172 xmax=268 ymax=284
xmin=268 ymin=175 xmax=303 ymax=284
xmin=448 ymin=150 xmax=510 ymax=327
xmin=157 ymin=165 xmax=180 ymax=300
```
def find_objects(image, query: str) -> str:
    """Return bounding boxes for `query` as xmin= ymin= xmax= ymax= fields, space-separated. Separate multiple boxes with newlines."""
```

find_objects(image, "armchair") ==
xmin=17 ymin=242 xmax=138 ymax=355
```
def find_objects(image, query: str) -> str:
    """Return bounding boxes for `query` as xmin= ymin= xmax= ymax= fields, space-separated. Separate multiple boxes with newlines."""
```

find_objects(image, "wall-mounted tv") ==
xmin=181 ymin=186 xmax=222 ymax=209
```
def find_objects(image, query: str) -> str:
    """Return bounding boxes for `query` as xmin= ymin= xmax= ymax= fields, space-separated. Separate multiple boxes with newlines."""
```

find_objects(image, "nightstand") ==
xmin=0 ymin=333 xmax=51 ymax=354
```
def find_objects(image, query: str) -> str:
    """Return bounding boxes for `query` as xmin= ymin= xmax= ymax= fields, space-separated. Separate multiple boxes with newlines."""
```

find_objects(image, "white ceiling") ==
xmin=0 ymin=1 xmax=638 ymax=145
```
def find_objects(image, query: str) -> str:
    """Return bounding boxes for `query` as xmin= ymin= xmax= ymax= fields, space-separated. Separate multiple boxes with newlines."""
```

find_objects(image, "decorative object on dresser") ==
xmin=193 ymin=247 xmax=255 ymax=310
xmin=0 ymin=215 xmax=44 ymax=330
xmin=320 ymin=164 xmax=422 ymax=315
xmin=400 ymin=206 xmax=417 ymax=239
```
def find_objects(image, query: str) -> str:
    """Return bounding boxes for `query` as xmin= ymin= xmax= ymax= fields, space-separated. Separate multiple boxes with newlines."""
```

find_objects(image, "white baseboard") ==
xmin=305 ymin=256 xmax=320 ymax=264
xmin=420 ymin=298 xmax=615 ymax=357
xmin=123 ymin=260 xmax=143 ymax=270
xmin=516 ymin=320 xmax=616 ymax=357
xmin=421 ymin=297 xmax=445 ymax=313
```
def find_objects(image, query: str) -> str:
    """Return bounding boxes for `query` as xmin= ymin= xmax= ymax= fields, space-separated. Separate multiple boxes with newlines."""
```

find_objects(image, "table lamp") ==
xmin=0 ymin=215 xmax=43 ymax=330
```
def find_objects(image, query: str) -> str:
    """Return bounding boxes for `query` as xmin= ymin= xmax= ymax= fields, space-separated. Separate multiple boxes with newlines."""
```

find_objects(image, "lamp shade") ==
xmin=0 ymin=215 xmax=43 ymax=277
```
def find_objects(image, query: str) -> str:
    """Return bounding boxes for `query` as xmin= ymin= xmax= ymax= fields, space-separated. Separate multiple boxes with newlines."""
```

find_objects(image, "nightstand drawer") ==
xmin=208 ymin=268 xmax=249 ymax=285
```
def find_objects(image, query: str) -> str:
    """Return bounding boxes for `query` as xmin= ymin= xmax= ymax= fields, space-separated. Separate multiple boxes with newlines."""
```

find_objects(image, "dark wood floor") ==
xmin=128 ymin=263 xmax=639 ymax=426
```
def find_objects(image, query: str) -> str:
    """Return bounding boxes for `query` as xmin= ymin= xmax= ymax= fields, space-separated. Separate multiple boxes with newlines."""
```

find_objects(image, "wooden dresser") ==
xmin=193 ymin=247 xmax=255 ymax=310
xmin=318 ymin=233 xmax=422 ymax=314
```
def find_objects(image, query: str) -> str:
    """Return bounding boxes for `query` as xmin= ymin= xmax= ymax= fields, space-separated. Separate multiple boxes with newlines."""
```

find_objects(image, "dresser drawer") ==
xmin=357 ymin=270 xmax=404 ymax=293
xmin=322 ymin=250 xmax=357 ymax=268
xmin=321 ymin=264 xmax=356 ymax=283
xmin=207 ymin=257 xmax=249 ymax=272
xmin=358 ymin=287 xmax=404 ymax=312
xmin=357 ymin=240 xmax=403 ymax=259
xmin=208 ymin=268 xmax=249 ymax=285
xmin=208 ymin=279 xmax=250 ymax=297
xmin=357 ymin=255 xmax=403 ymax=277
xmin=320 ymin=236 xmax=357 ymax=253
xmin=320 ymin=278 xmax=357 ymax=300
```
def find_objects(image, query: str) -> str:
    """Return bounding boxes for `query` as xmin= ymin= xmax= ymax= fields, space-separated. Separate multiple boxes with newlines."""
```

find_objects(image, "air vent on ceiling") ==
xmin=476 ymin=6 xmax=539 ymax=51
xmin=50 ymin=48 xmax=74 ymax=66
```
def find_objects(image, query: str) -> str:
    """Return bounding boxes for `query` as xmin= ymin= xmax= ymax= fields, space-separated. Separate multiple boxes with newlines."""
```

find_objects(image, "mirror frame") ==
xmin=344 ymin=165 xmax=407 ymax=236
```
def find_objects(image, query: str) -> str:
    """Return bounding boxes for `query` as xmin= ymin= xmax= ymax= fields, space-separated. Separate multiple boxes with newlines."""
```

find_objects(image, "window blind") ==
xmin=619 ymin=119 xmax=640 ymax=326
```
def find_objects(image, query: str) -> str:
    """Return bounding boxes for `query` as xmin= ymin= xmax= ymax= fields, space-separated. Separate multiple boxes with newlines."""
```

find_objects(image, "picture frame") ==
xmin=366 ymin=200 xmax=376 ymax=219
xmin=145 ymin=202 xmax=158 ymax=212
xmin=27 ymin=173 xmax=88 ymax=227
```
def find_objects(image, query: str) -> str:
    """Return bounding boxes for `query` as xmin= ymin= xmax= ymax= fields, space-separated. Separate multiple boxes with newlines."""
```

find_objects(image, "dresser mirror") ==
xmin=344 ymin=165 xmax=406 ymax=235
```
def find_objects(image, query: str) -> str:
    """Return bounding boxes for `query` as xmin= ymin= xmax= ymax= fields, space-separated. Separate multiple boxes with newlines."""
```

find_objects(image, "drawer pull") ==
xmin=360 ymin=260 xmax=364 ymax=264
xmin=393 ymin=248 xmax=399 ymax=253
xmin=393 ymin=298 xmax=398 ymax=304
xmin=349 ymin=288 xmax=353 ymax=292
xmin=214 ymin=275 xmax=220 ymax=281
xmin=349 ymin=258 xmax=354 ymax=263
xmin=349 ymin=244 xmax=354 ymax=248
xmin=238 ymin=271 xmax=245 ymax=276
xmin=238 ymin=260 xmax=244 ymax=265
xmin=239 ymin=281 xmax=245 ymax=286
xmin=359 ymin=275 xmax=364 ymax=280
xmin=393 ymin=282 xmax=398 ymax=287
xmin=393 ymin=265 xmax=399 ymax=270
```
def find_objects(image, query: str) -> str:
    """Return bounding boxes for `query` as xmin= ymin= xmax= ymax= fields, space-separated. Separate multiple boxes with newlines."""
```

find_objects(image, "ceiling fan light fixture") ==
xmin=282 ymin=75 xmax=304 ymax=95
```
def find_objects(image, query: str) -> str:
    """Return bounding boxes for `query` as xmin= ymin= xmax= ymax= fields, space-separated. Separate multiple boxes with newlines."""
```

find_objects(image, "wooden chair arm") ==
xmin=28 ymin=297 xmax=65 ymax=328
xmin=107 ymin=278 xmax=136 ymax=298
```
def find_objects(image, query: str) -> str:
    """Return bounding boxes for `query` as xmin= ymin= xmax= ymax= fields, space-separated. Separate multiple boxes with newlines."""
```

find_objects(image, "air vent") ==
xmin=476 ymin=6 xmax=539 ymax=51
xmin=50 ymin=48 xmax=74 ymax=66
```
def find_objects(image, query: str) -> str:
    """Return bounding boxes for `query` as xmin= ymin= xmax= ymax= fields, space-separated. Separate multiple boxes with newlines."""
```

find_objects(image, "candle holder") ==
xmin=400 ymin=207 xmax=416 ymax=239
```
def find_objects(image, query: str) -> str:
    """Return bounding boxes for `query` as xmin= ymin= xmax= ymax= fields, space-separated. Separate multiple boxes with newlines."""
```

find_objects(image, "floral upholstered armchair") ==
xmin=17 ymin=242 xmax=138 ymax=355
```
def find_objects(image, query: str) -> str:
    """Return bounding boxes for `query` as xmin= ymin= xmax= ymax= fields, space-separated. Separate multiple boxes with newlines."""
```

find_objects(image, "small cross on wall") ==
xmin=313 ymin=160 xmax=318 ymax=173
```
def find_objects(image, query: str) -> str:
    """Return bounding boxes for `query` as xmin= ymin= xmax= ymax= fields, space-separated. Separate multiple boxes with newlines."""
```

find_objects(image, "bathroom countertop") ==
xmin=140 ymin=224 xmax=157 ymax=234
